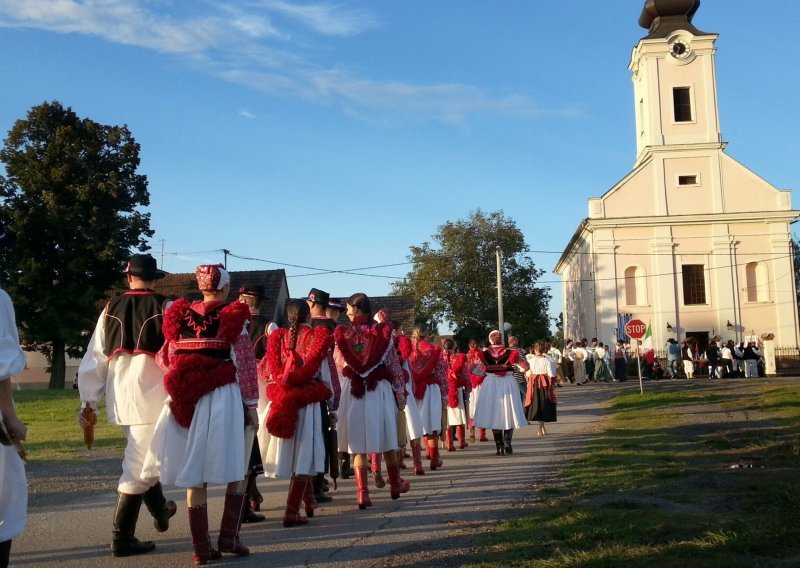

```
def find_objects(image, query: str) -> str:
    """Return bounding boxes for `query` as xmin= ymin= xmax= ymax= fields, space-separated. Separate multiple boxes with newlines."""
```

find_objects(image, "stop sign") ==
xmin=625 ymin=319 xmax=647 ymax=340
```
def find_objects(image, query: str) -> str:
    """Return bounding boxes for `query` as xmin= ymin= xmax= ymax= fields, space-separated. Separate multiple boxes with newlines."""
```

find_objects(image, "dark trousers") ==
xmin=1 ymin=539 xmax=11 ymax=568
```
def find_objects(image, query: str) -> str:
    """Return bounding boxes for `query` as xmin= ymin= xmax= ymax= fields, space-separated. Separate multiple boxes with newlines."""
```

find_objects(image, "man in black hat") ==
xmin=77 ymin=254 xmax=176 ymax=557
xmin=237 ymin=285 xmax=272 ymax=523
xmin=306 ymin=288 xmax=341 ymax=501
xmin=0 ymin=223 xmax=28 ymax=567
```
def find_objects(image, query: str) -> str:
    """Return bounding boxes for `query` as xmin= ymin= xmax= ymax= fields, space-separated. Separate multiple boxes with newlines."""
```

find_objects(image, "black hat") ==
xmin=307 ymin=288 xmax=330 ymax=308
xmin=123 ymin=254 xmax=166 ymax=280
xmin=327 ymin=299 xmax=343 ymax=311
xmin=0 ymin=222 xmax=15 ymax=249
xmin=239 ymin=285 xmax=266 ymax=299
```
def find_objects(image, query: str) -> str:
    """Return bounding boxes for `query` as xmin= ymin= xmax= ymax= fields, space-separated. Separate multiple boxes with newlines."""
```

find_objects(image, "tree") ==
xmin=0 ymin=101 xmax=152 ymax=388
xmin=392 ymin=209 xmax=550 ymax=347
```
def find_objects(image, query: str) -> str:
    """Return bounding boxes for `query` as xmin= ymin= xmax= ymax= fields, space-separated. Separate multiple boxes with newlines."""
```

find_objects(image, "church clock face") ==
xmin=669 ymin=39 xmax=691 ymax=60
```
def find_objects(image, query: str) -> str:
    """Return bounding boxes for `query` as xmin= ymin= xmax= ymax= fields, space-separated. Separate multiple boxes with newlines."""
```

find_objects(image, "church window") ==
xmin=624 ymin=266 xmax=647 ymax=306
xmin=682 ymin=264 xmax=706 ymax=305
xmin=673 ymin=87 xmax=692 ymax=122
xmin=745 ymin=262 xmax=769 ymax=302
xmin=678 ymin=175 xmax=698 ymax=186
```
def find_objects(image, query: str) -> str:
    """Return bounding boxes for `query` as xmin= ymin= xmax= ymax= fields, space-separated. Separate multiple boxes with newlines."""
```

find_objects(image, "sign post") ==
xmin=625 ymin=319 xmax=647 ymax=394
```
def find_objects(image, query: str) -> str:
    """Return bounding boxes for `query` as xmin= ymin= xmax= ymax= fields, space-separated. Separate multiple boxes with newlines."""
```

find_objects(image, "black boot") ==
xmin=142 ymin=482 xmax=177 ymax=533
xmin=503 ymin=429 xmax=514 ymax=455
xmin=314 ymin=473 xmax=332 ymax=502
xmin=340 ymin=452 xmax=354 ymax=479
xmin=492 ymin=429 xmax=505 ymax=456
xmin=111 ymin=493 xmax=156 ymax=557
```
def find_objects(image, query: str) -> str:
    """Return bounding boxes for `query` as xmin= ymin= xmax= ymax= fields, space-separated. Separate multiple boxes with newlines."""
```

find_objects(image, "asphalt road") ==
xmin=12 ymin=383 xmax=618 ymax=567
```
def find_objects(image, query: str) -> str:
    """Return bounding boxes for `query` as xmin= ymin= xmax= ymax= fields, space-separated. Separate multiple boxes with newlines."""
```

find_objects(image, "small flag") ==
xmin=642 ymin=323 xmax=653 ymax=350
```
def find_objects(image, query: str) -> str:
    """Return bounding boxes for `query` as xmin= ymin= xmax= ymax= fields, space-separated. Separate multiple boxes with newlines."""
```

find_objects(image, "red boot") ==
xmin=412 ymin=441 xmax=425 ymax=475
xmin=478 ymin=428 xmax=489 ymax=442
xmin=354 ymin=465 xmax=372 ymax=510
xmin=218 ymin=492 xmax=249 ymax=556
xmin=397 ymin=448 xmax=408 ymax=469
xmin=386 ymin=462 xmax=410 ymax=499
xmin=188 ymin=504 xmax=221 ymax=566
xmin=370 ymin=453 xmax=385 ymax=488
xmin=427 ymin=436 xmax=443 ymax=470
xmin=446 ymin=427 xmax=456 ymax=452
xmin=458 ymin=425 xmax=469 ymax=449
xmin=283 ymin=477 xmax=309 ymax=527
xmin=303 ymin=478 xmax=317 ymax=518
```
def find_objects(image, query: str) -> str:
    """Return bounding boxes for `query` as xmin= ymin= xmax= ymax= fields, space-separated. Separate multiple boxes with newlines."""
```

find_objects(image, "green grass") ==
xmin=13 ymin=389 xmax=125 ymax=461
xmin=470 ymin=386 xmax=800 ymax=567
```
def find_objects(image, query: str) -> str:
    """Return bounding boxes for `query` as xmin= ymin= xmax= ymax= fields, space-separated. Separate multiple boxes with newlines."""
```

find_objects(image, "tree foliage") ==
xmin=392 ymin=209 xmax=550 ymax=347
xmin=0 ymin=101 xmax=152 ymax=388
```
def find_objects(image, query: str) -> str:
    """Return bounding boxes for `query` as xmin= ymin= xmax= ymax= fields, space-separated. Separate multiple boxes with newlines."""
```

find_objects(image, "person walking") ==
xmin=706 ymin=340 xmax=721 ymax=379
xmin=524 ymin=343 xmax=557 ymax=436
xmin=142 ymin=264 xmax=259 ymax=565
xmin=77 ymin=254 xmax=176 ymax=557
xmin=613 ymin=341 xmax=627 ymax=382
xmin=681 ymin=340 xmax=695 ymax=379
xmin=666 ymin=339 xmax=680 ymax=380
xmin=743 ymin=341 xmax=761 ymax=378
xmin=0 ymin=223 xmax=29 ymax=568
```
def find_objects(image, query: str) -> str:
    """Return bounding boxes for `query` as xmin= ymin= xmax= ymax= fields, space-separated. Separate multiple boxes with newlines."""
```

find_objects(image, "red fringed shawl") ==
xmin=445 ymin=352 xmax=467 ymax=408
xmin=467 ymin=348 xmax=486 ymax=389
xmin=162 ymin=299 xmax=250 ymax=429
xmin=410 ymin=340 xmax=442 ymax=401
xmin=334 ymin=322 xmax=394 ymax=399
xmin=263 ymin=326 xmax=333 ymax=439
xmin=395 ymin=335 xmax=413 ymax=361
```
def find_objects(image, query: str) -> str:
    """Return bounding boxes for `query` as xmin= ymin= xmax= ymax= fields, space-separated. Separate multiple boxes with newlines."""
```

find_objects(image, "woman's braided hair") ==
xmin=285 ymin=299 xmax=310 ymax=350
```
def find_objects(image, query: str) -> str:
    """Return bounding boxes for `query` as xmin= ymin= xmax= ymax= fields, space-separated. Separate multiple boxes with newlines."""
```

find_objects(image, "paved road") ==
xmin=13 ymin=383 xmax=619 ymax=567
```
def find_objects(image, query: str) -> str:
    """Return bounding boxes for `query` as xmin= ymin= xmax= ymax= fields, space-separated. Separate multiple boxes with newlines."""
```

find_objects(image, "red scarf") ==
xmin=410 ymin=340 xmax=441 ymax=401
xmin=335 ymin=322 xmax=393 ymax=399
xmin=444 ymin=352 xmax=466 ymax=408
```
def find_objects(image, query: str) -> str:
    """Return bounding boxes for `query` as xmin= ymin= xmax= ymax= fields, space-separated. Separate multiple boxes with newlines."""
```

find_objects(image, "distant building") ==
xmin=555 ymin=0 xmax=799 ymax=351
xmin=328 ymin=295 xmax=416 ymax=334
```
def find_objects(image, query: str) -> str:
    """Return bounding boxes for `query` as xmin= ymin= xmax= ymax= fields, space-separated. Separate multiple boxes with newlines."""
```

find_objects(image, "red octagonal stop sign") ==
xmin=625 ymin=319 xmax=647 ymax=340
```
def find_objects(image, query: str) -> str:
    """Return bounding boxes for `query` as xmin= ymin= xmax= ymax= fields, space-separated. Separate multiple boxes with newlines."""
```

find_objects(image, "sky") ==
xmin=1 ymin=0 xmax=798 ymax=331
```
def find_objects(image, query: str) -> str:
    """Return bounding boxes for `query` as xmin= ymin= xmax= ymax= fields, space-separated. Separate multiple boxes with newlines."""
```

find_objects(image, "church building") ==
xmin=554 ymin=0 xmax=799 ymax=350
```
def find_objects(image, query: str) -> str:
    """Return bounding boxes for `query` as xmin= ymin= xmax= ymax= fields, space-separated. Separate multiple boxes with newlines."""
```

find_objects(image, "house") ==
xmin=554 ymin=0 xmax=799 ymax=352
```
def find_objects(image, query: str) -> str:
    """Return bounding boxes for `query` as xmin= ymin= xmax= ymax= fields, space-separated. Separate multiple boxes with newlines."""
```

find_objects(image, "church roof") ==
xmin=638 ymin=0 xmax=713 ymax=39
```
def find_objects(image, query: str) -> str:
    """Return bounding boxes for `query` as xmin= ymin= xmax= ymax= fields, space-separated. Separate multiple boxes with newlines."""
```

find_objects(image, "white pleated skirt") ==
xmin=446 ymin=388 xmax=468 ymax=426
xmin=258 ymin=400 xmax=327 ymax=479
xmin=472 ymin=373 xmax=526 ymax=430
xmin=0 ymin=445 xmax=26 ymax=541
xmin=403 ymin=386 xmax=425 ymax=441
xmin=469 ymin=384 xmax=482 ymax=418
xmin=142 ymin=383 xmax=246 ymax=488
xmin=337 ymin=378 xmax=398 ymax=455
xmin=416 ymin=384 xmax=443 ymax=435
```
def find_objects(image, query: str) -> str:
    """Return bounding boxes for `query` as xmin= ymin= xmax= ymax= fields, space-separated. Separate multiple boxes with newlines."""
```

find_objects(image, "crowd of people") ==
xmin=0 ymin=250 xmax=564 ymax=567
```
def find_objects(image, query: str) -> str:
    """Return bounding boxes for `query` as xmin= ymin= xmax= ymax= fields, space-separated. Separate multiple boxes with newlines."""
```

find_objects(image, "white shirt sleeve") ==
xmin=0 ymin=290 xmax=26 ymax=381
xmin=77 ymin=308 xmax=109 ymax=408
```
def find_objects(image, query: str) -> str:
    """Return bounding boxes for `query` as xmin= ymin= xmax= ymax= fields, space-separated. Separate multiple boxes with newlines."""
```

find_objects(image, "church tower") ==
xmin=630 ymin=0 xmax=721 ymax=166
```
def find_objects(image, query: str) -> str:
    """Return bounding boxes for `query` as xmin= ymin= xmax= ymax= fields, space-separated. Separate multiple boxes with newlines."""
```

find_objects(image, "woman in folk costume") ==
xmin=258 ymin=299 xmax=334 ymax=527
xmin=472 ymin=330 xmax=529 ymax=456
xmin=525 ymin=342 xmax=557 ymax=437
xmin=368 ymin=312 xmax=427 ymax=484
xmin=408 ymin=324 xmax=448 ymax=470
xmin=466 ymin=338 xmax=488 ymax=442
xmin=572 ymin=341 xmax=588 ymax=385
xmin=142 ymin=265 xmax=258 ymax=565
xmin=441 ymin=339 xmax=471 ymax=451
xmin=333 ymin=293 xmax=410 ymax=509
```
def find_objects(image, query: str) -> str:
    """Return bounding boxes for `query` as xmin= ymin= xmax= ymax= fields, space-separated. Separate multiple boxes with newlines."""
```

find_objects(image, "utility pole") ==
xmin=222 ymin=248 xmax=230 ymax=269
xmin=496 ymin=246 xmax=505 ymax=345
xmin=159 ymin=239 xmax=165 ymax=269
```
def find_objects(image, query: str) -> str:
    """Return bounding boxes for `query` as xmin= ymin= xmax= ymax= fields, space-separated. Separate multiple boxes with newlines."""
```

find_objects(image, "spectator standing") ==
xmin=720 ymin=341 xmax=734 ymax=378
xmin=666 ymin=339 xmax=681 ymax=380
xmin=681 ymin=340 xmax=695 ymax=379
xmin=706 ymin=341 xmax=720 ymax=379
xmin=743 ymin=341 xmax=761 ymax=378
xmin=613 ymin=341 xmax=627 ymax=382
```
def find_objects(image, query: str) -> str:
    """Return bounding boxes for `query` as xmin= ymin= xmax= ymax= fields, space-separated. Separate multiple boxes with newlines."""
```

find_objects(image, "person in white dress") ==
xmin=258 ymin=299 xmax=334 ymax=527
xmin=0 ymin=226 xmax=28 ymax=568
xmin=466 ymin=338 xmax=488 ymax=441
xmin=441 ymin=339 xmax=470 ymax=452
xmin=408 ymin=324 xmax=448 ymax=470
xmin=142 ymin=264 xmax=259 ymax=565
xmin=472 ymin=330 xmax=529 ymax=456
xmin=333 ymin=293 xmax=409 ymax=509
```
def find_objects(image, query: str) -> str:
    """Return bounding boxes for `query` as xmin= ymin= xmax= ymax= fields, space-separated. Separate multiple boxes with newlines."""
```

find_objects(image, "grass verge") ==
xmin=469 ymin=384 xmax=800 ymax=567
xmin=13 ymin=388 xmax=125 ymax=461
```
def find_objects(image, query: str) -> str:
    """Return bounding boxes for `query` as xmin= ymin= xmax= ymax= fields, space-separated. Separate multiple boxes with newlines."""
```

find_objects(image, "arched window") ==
xmin=624 ymin=266 xmax=647 ymax=306
xmin=745 ymin=262 xmax=769 ymax=302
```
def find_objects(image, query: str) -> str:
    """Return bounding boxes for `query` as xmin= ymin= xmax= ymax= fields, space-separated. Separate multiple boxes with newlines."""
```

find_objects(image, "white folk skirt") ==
xmin=338 ymin=378 xmax=399 ymax=455
xmin=142 ymin=383 xmax=246 ymax=488
xmin=0 ymin=445 xmax=26 ymax=541
xmin=472 ymin=373 xmax=526 ymax=431
xmin=416 ymin=384 xmax=443 ymax=435
xmin=446 ymin=387 xmax=468 ymax=426
xmin=469 ymin=384 xmax=482 ymax=419
xmin=403 ymin=386 xmax=425 ymax=441
xmin=259 ymin=400 xmax=327 ymax=479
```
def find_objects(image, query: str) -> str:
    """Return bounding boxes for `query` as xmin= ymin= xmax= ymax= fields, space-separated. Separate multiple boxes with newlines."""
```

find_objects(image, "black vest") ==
xmin=248 ymin=314 xmax=270 ymax=360
xmin=103 ymin=290 xmax=166 ymax=358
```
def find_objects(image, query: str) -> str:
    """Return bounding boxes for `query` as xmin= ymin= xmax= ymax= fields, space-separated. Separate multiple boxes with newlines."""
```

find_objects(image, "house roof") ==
xmin=327 ymin=295 xmax=416 ymax=332
xmin=155 ymin=269 xmax=288 ymax=320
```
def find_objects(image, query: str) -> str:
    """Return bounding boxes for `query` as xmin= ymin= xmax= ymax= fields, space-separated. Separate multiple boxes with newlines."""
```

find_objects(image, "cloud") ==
xmin=0 ymin=1 xmax=575 ymax=127
xmin=238 ymin=109 xmax=256 ymax=119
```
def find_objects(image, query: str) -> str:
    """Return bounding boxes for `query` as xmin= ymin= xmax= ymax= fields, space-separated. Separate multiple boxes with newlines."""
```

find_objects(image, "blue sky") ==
xmin=1 ymin=0 xmax=798 ymax=329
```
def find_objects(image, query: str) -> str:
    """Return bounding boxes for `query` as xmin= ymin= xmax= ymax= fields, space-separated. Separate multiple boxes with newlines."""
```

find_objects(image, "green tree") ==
xmin=392 ymin=209 xmax=550 ymax=347
xmin=0 ymin=101 xmax=152 ymax=388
